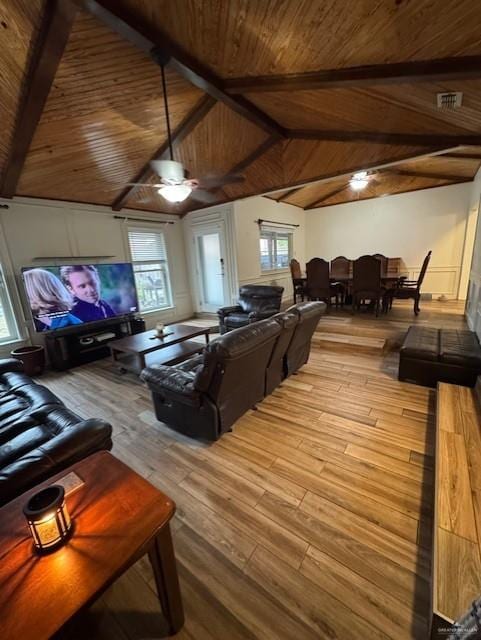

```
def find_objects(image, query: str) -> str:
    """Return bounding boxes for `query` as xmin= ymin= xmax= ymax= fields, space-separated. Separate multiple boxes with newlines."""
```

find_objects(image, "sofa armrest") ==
xmin=0 ymin=358 xmax=24 ymax=374
xmin=176 ymin=354 xmax=205 ymax=374
xmin=217 ymin=304 xmax=242 ymax=318
xmin=141 ymin=365 xmax=197 ymax=398
xmin=0 ymin=418 xmax=112 ymax=507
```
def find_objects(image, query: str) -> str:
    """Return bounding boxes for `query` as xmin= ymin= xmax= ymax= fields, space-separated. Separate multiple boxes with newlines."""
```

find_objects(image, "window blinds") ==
xmin=128 ymin=229 xmax=167 ymax=263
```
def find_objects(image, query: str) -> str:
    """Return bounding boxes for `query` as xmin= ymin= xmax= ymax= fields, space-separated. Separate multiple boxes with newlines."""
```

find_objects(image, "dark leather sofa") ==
xmin=0 ymin=358 xmax=113 ymax=506
xmin=399 ymin=326 xmax=481 ymax=388
xmin=141 ymin=301 xmax=325 ymax=440
xmin=217 ymin=284 xmax=284 ymax=334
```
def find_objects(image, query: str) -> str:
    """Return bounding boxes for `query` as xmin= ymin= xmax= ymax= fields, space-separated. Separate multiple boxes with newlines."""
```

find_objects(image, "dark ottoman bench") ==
xmin=399 ymin=326 xmax=481 ymax=388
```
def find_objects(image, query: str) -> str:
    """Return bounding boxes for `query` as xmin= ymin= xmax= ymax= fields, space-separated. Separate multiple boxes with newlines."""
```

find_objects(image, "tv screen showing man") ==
xmin=22 ymin=263 xmax=139 ymax=332
xmin=60 ymin=265 xmax=116 ymax=322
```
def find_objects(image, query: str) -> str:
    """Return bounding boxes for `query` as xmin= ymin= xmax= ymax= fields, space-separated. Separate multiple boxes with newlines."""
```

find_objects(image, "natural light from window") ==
xmin=128 ymin=229 xmax=173 ymax=313
xmin=260 ymin=230 xmax=293 ymax=271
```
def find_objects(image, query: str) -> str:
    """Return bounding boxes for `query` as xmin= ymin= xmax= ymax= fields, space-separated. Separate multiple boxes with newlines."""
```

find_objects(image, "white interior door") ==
xmin=194 ymin=225 xmax=229 ymax=312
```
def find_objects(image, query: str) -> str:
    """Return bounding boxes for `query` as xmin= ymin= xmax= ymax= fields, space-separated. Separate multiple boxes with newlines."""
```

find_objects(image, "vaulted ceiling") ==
xmin=2 ymin=0 xmax=481 ymax=216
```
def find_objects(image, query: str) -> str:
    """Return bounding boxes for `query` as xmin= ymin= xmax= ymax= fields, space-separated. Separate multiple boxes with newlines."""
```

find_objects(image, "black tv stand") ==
xmin=45 ymin=316 xmax=146 ymax=370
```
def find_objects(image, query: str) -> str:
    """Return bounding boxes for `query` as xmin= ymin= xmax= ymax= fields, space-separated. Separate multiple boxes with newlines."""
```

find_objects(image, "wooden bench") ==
xmin=432 ymin=382 xmax=481 ymax=636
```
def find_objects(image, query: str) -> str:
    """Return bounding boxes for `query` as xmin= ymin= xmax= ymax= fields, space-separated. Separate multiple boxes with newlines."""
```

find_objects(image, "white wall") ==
xmin=0 ymin=197 xmax=193 ymax=350
xmin=233 ymin=196 xmax=306 ymax=304
xmin=465 ymin=170 xmax=481 ymax=335
xmin=305 ymin=182 xmax=474 ymax=299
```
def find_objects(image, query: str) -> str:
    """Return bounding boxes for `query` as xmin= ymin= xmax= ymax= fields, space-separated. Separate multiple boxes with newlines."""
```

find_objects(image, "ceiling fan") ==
xmin=127 ymin=64 xmax=244 ymax=204
xmin=349 ymin=171 xmax=371 ymax=191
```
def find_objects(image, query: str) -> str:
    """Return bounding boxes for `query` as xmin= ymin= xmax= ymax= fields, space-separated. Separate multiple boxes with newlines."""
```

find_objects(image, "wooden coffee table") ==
xmin=0 ymin=452 xmax=184 ymax=639
xmin=109 ymin=323 xmax=211 ymax=374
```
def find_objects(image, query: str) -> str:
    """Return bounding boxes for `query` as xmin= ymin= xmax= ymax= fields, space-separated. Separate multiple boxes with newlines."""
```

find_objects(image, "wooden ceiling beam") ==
xmin=304 ymin=185 xmax=348 ymax=210
xmin=181 ymin=135 xmax=279 ymax=217
xmin=385 ymin=169 xmax=472 ymax=182
xmin=112 ymin=95 xmax=216 ymax=211
xmin=0 ymin=1 xmax=78 ymax=197
xmin=441 ymin=152 xmax=481 ymax=161
xmin=82 ymin=0 xmax=286 ymax=138
xmin=275 ymin=187 xmax=302 ymax=203
xmin=224 ymin=55 xmax=481 ymax=93
xmin=289 ymin=130 xmax=481 ymax=147
xmin=221 ymin=135 xmax=280 ymax=177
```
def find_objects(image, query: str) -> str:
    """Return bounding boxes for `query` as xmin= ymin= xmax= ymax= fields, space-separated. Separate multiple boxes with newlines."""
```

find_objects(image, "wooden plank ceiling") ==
xmin=1 ymin=0 xmax=481 ymax=215
xmin=267 ymin=150 xmax=481 ymax=209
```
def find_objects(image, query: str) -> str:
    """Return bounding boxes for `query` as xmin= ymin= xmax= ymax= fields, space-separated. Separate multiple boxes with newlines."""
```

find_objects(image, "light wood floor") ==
xmin=44 ymin=299 xmax=467 ymax=640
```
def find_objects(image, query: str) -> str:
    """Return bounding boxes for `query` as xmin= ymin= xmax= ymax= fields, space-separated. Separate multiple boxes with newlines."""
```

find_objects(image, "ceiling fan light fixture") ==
xmin=158 ymin=184 xmax=192 ymax=203
xmin=349 ymin=170 xmax=369 ymax=190
xmin=151 ymin=159 xmax=184 ymax=182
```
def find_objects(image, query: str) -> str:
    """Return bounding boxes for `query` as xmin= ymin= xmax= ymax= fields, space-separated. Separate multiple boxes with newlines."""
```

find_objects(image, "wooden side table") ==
xmin=0 ymin=452 xmax=184 ymax=639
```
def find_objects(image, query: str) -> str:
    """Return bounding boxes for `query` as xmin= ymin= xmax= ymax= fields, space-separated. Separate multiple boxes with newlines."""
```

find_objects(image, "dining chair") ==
xmin=289 ymin=258 xmax=307 ymax=304
xmin=330 ymin=256 xmax=349 ymax=306
xmin=372 ymin=253 xmax=388 ymax=277
xmin=352 ymin=255 xmax=383 ymax=316
xmin=330 ymin=256 xmax=350 ymax=279
xmin=387 ymin=250 xmax=432 ymax=315
xmin=306 ymin=258 xmax=340 ymax=309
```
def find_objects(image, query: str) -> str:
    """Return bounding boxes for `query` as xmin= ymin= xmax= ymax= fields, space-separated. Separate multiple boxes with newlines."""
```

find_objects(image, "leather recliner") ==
xmin=217 ymin=285 xmax=284 ymax=334
xmin=0 ymin=358 xmax=112 ymax=506
xmin=284 ymin=301 xmax=326 ymax=376
xmin=141 ymin=318 xmax=282 ymax=440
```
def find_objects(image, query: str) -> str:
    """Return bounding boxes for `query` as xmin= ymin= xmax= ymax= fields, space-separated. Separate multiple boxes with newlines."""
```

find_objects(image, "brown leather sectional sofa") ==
xmin=141 ymin=301 xmax=326 ymax=440
xmin=0 ymin=359 xmax=112 ymax=507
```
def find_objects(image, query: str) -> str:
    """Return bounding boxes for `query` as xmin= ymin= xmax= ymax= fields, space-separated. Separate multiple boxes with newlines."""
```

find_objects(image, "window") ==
xmin=260 ymin=229 xmax=293 ymax=271
xmin=128 ymin=229 xmax=173 ymax=312
xmin=0 ymin=266 xmax=19 ymax=343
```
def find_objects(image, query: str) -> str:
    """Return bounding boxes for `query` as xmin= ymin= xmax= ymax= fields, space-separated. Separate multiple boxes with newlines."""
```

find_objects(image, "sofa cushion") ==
xmin=440 ymin=330 xmax=481 ymax=367
xmin=400 ymin=326 xmax=439 ymax=361
xmin=0 ymin=406 xmax=81 ymax=468
xmin=0 ymin=384 xmax=62 ymax=429
xmin=0 ymin=371 xmax=34 ymax=394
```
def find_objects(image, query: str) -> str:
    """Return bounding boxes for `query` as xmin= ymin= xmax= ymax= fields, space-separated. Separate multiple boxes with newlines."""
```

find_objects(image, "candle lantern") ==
xmin=23 ymin=485 xmax=72 ymax=553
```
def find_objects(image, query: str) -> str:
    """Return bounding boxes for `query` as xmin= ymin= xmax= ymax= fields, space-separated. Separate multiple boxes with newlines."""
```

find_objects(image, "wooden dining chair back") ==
xmin=388 ymin=250 xmax=432 ymax=315
xmin=352 ymin=255 xmax=383 ymax=316
xmin=290 ymin=258 xmax=306 ymax=303
xmin=418 ymin=250 xmax=432 ymax=288
xmin=290 ymin=258 xmax=302 ymax=280
xmin=306 ymin=258 xmax=339 ymax=307
xmin=372 ymin=253 xmax=388 ymax=277
xmin=330 ymin=256 xmax=350 ymax=279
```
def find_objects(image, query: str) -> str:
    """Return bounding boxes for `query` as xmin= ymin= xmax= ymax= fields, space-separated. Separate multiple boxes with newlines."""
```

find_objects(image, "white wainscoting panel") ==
xmin=407 ymin=265 xmax=460 ymax=298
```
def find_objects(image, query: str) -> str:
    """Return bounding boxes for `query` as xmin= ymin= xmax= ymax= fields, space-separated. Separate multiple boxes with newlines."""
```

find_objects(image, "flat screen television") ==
xmin=22 ymin=263 xmax=139 ymax=333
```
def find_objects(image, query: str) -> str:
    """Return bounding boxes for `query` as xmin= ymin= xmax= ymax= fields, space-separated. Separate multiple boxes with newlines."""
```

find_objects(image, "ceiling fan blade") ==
xmin=190 ymin=189 xmax=219 ymax=204
xmin=197 ymin=174 xmax=245 ymax=189
xmin=124 ymin=182 xmax=164 ymax=188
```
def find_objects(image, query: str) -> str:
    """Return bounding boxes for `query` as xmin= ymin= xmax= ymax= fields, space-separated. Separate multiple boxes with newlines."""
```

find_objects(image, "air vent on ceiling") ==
xmin=436 ymin=92 xmax=463 ymax=110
